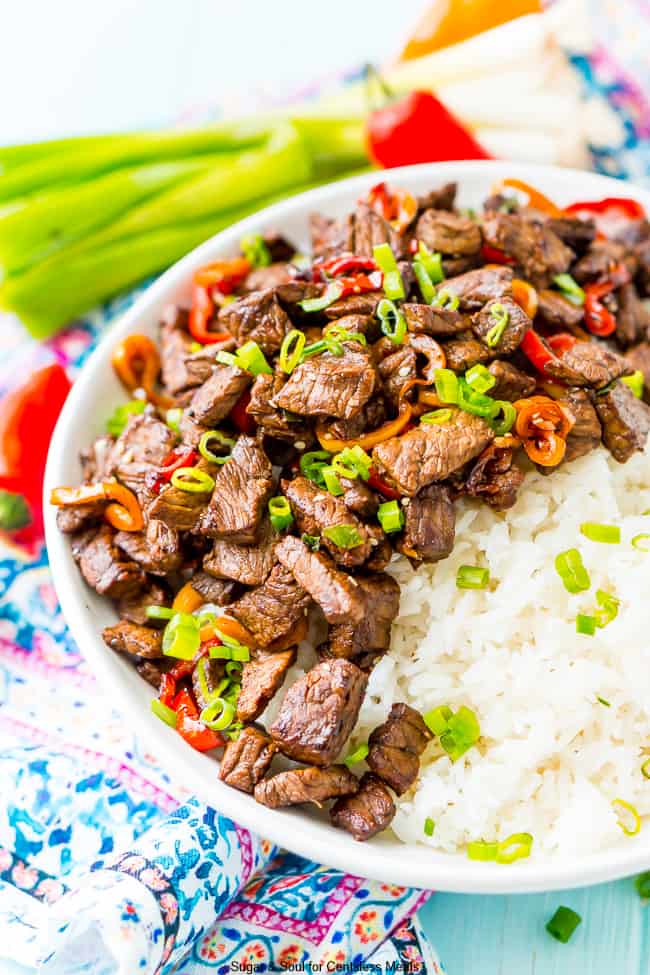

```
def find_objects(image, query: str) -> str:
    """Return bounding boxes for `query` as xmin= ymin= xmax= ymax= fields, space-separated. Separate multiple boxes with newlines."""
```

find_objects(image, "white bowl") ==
xmin=44 ymin=161 xmax=650 ymax=893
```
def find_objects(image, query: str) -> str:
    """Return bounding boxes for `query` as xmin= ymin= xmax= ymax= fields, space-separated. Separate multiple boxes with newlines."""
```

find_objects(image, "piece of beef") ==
xmin=367 ymin=703 xmax=432 ymax=796
xmin=189 ymin=571 xmax=237 ymax=605
xmin=237 ymin=648 xmax=297 ymax=723
xmin=443 ymin=266 xmax=513 ymax=310
xmin=535 ymin=288 xmax=585 ymax=331
xmin=331 ymin=313 xmax=378 ymax=341
xmin=464 ymin=444 xmax=524 ymax=509
xmin=339 ymin=477 xmax=379 ymax=518
xmin=116 ymin=582 xmax=168 ymax=626
xmin=353 ymin=203 xmax=406 ymax=258
xmin=616 ymin=282 xmax=650 ymax=347
xmin=416 ymin=209 xmax=482 ymax=255
xmin=272 ymin=348 xmax=377 ymax=420
xmin=74 ymin=525 xmax=145 ymax=598
xmin=546 ymin=215 xmax=597 ymax=253
xmin=545 ymin=341 xmax=631 ymax=390
xmin=572 ymin=240 xmax=628 ymax=283
xmin=624 ymin=342 xmax=650 ymax=403
xmin=102 ymin=620 xmax=163 ymax=659
xmin=488 ymin=360 xmax=536 ymax=401
xmin=254 ymin=764 xmax=358 ymax=808
xmin=246 ymin=372 xmax=313 ymax=444
xmin=483 ymin=213 xmax=573 ymax=285
xmin=80 ymin=434 xmax=114 ymax=483
xmin=326 ymin=397 xmax=387 ymax=443
xmin=114 ymin=520 xmax=182 ymax=575
xmin=309 ymin=212 xmax=354 ymax=260
xmin=275 ymin=536 xmax=366 ymax=625
xmin=159 ymin=308 xmax=218 ymax=395
xmin=324 ymin=291 xmax=383 ymax=319
xmin=200 ymin=436 xmax=273 ymax=543
xmin=282 ymin=477 xmax=373 ymax=568
xmin=270 ymin=658 xmax=368 ymax=765
xmin=378 ymin=346 xmax=417 ymax=407
xmin=218 ymin=288 xmax=292 ymax=355
xmin=558 ymin=388 xmax=602 ymax=463
xmin=471 ymin=296 xmax=529 ymax=355
xmin=185 ymin=363 xmax=251 ymax=428
xmin=204 ymin=517 xmax=277 ymax=586
xmin=443 ymin=337 xmax=491 ymax=373
xmin=146 ymin=458 xmax=215 ymax=532
xmin=442 ymin=254 xmax=481 ymax=277
xmin=244 ymin=263 xmax=293 ymax=292
xmin=229 ymin=562 xmax=311 ymax=647
xmin=328 ymin=573 xmax=400 ymax=662
xmin=56 ymin=501 xmax=106 ymax=534
xmin=330 ymin=772 xmax=396 ymax=841
xmin=595 ymin=381 xmax=650 ymax=462
xmin=403 ymin=302 xmax=468 ymax=338
xmin=398 ymin=485 xmax=455 ymax=561
xmin=418 ymin=182 xmax=457 ymax=212
xmin=219 ymin=726 xmax=278 ymax=794
xmin=191 ymin=657 xmax=226 ymax=711
xmin=364 ymin=530 xmax=393 ymax=575
xmin=373 ymin=409 xmax=494 ymax=496
xmin=107 ymin=413 xmax=176 ymax=502
xmin=136 ymin=659 xmax=167 ymax=689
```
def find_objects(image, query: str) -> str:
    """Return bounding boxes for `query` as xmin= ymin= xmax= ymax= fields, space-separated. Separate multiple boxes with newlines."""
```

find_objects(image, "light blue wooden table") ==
xmin=419 ymin=877 xmax=649 ymax=974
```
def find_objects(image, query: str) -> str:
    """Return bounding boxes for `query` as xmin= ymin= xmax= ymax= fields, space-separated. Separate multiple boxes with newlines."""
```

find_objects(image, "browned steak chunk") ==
xmin=275 ymin=536 xmax=366 ymax=625
xmin=418 ymin=181 xmax=457 ymax=212
xmin=254 ymin=764 xmax=358 ymax=808
xmin=218 ymin=289 xmax=292 ymax=355
xmin=367 ymin=703 xmax=432 ymax=796
xmin=107 ymin=413 xmax=176 ymax=502
xmin=114 ymin=520 xmax=182 ymax=575
xmin=328 ymin=573 xmax=400 ymax=662
xmin=160 ymin=308 xmax=219 ymax=395
xmin=546 ymin=341 xmax=631 ymax=390
xmin=616 ymin=282 xmax=650 ymax=347
xmin=558 ymin=388 xmax=602 ymax=463
xmin=595 ymin=381 xmax=650 ymax=462
xmin=572 ymin=240 xmax=628 ymax=283
xmin=403 ymin=303 xmax=468 ymax=337
xmin=56 ymin=501 xmax=106 ymax=534
xmin=237 ymin=648 xmax=297 ymax=723
xmin=443 ymin=266 xmax=513 ymax=310
xmin=488 ymin=360 xmax=536 ymax=401
xmin=74 ymin=525 xmax=145 ymax=597
xmin=220 ymin=725 xmax=277 ymax=794
xmin=378 ymin=346 xmax=417 ymax=407
xmin=373 ymin=409 xmax=494 ymax=496
xmin=229 ymin=562 xmax=311 ymax=647
xmin=244 ymin=263 xmax=292 ymax=292
xmin=324 ymin=291 xmax=383 ymax=320
xmin=546 ymin=215 xmax=596 ymax=252
xmin=483 ymin=213 xmax=573 ymax=285
xmin=116 ymin=582 xmax=168 ymax=626
xmin=80 ymin=434 xmax=114 ymax=483
xmin=146 ymin=458 xmax=215 ymax=532
xmin=471 ymin=296 xmax=530 ymax=355
xmin=200 ymin=436 xmax=273 ymax=543
xmin=246 ymin=372 xmax=312 ymax=442
xmin=185 ymin=363 xmax=251 ymax=428
xmin=416 ymin=209 xmax=482 ymax=256
xmin=283 ymin=477 xmax=373 ymax=568
xmin=353 ymin=203 xmax=406 ymax=258
xmin=191 ymin=658 xmax=226 ymax=711
xmin=536 ymin=289 xmax=585 ymax=330
xmin=270 ymin=658 xmax=368 ymax=765
xmin=310 ymin=212 xmax=354 ymax=260
xmin=187 ymin=571 xmax=237 ymax=605
xmin=624 ymin=342 xmax=650 ymax=402
xmin=339 ymin=477 xmax=379 ymax=518
xmin=464 ymin=443 xmax=524 ymax=509
xmin=398 ymin=485 xmax=455 ymax=561
xmin=203 ymin=517 xmax=277 ymax=586
xmin=330 ymin=772 xmax=396 ymax=841
xmin=443 ymin=338 xmax=491 ymax=373
xmin=136 ymin=659 xmax=167 ymax=689
xmin=272 ymin=348 xmax=377 ymax=420
xmin=102 ymin=620 xmax=163 ymax=659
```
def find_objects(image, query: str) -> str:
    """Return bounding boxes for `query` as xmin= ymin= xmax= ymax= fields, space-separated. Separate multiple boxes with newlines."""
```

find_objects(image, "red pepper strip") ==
xmin=147 ymin=447 xmax=198 ymax=494
xmin=174 ymin=688 xmax=224 ymax=751
xmin=319 ymin=253 xmax=379 ymax=277
xmin=480 ymin=244 xmax=516 ymax=266
xmin=194 ymin=257 xmax=250 ymax=293
xmin=519 ymin=329 xmax=554 ymax=374
xmin=583 ymin=263 xmax=631 ymax=338
xmin=188 ymin=283 xmax=232 ymax=346
xmin=363 ymin=182 xmax=418 ymax=233
xmin=231 ymin=389 xmax=256 ymax=435
xmin=0 ymin=363 xmax=71 ymax=547
xmin=564 ymin=197 xmax=646 ymax=220
xmin=366 ymin=90 xmax=491 ymax=169
xmin=159 ymin=672 xmax=177 ymax=707
xmin=338 ymin=270 xmax=383 ymax=297
xmin=547 ymin=333 xmax=577 ymax=357
xmin=367 ymin=468 xmax=402 ymax=501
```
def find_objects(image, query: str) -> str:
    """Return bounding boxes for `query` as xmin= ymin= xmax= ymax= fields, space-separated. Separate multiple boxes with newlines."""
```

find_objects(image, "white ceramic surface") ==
xmin=44 ymin=161 xmax=650 ymax=893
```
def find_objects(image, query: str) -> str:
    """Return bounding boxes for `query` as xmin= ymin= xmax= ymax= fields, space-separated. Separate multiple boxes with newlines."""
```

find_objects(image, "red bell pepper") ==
xmin=173 ymin=688 xmax=224 ymax=752
xmin=0 ymin=362 xmax=71 ymax=548
xmin=231 ymin=389 xmax=256 ymax=435
xmin=366 ymin=91 xmax=491 ymax=169
xmin=367 ymin=468 xmax=402 ymax=501
xmin=188 ymin=284 xmax=232 ymax=346
xmin=547 ymin=333 xmax=577 ymax=357
xmin=362 ymin=182 xmax=418 ymax=233
xmin=583 ymin=262 xmax=631 ymax=338
xmin=519 ymin=329 xmax=554 ymax=374
xmin=565 ymin=197 xmax=646 ymax=221
xmin=337 ymin=270 xmax=383 ymax=297
xmin=480 ymin=244 xmax=516 ymax=266
xmin=147 ymin=447 xmax=198 ymax=494
xmin=319 ymin=254 xmax=379 ymax=278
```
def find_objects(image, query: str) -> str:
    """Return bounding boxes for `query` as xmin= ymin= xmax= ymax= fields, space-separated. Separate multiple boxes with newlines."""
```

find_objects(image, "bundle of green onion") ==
xmin=0 ymin=114 xmax=369 ymax=337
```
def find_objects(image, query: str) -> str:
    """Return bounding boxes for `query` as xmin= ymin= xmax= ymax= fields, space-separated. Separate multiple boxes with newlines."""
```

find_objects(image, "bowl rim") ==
xmin=44 ymin=160 xmax=650 ymax=894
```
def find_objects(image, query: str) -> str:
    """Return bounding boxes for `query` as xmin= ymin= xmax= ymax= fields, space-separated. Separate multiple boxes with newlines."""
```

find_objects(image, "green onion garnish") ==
xmin=613 ymin=798 xmax=641 ymax=835
xmin=322 ymin=466 xmax=344 ymax=496
xmin=106 ymin=399 xmax=146 ymax=437
xmin=415 ymin=242 xmax=444 ymax=284
xmin=198 ymin=429 xmax=235 ymax=465
xmin=279 ymin=329 xmax=306 ymax=373
xmin=240 ymin=233 xmax=271 ymax=268
xmin=434 ymin=368 xmax=459 ymax=405
xmin=151 ymin=698 xmax=177 ymax=728
xmin=554 ymin=549 xmax=590 ymax=594
xmin=457 ymin=378 xmax=499 ymax=419
xmin=268 ymin=496 xmax=293 ymax=532
xmin=215 ymin=349 xmax=238 ymax=368
xmin=641 ymin=757 xmax=650 ymax=779
xmin=162 ymin=612 xmax=201 ymax=660
xmin=332 ymin=445 xmax=372 ymax=481
xmin=324 ymin=323 xmax=367 ymax=347
xmin=546 ymin=906 xmax=582 ymax=943
xmin=456 ymin=565 xmax=490 ymax=590
xmin=344 ymin=742 xmax=369 ymax=768
xmin=424 ymin=704 xmax=480 ymax=762
xmin=594 ymin=589 xmax=619 ymax=628
xmin=300 ymin=281 xmax=344 ymax=312
xmin=495 ymin=832 xmax=533 ymax=864
xmin=165 ymin=407 xmax=183 ymax=432
xmin=377 ymin=500 xmax=405 ymax=534
xmin=322 ymin=524 xmax=364 ymax=549
xmin=301 ymin=533 xmax=320 ymax=551
xmin=489 ymin=400 xmax=517 ymax=436
xmin=424 ymin=817 xmax=435 ymax=837
xmin=377 ymin=298 xmax=407 ymax=345
xmin=622 ymin=370 xmax=644 ymax=399
xmin=421 ymin=409 xmax=453 ymax=425
xmin=553 ymin=273 xmax=586 ymax=306
xmin=200 ymin=697 xmax=236 ymax=731
xmin=145 ymin=605 xmax=174 ymax=621
xmin=423 ymin=705 xmax=453 ymax=736
xmin=465 ymin=363 xmax=496 ymax=394
xmin=467 ymin=840 xmax=499 ymax=861
xmin=484 ymin=303 xmax=509 ymax=348
xmin=596 ymin=696 xmax=611 ymax=707
xmin=431 ymin=288 xmax=460 ymax=312
xmin=580 ymin=522 xmax=621 ymax=544
xmin=576 ymin=614 xmax=597 ymax=636
xmin=236 ymin=340 xmax=273 ymax=376
xmin=301 ymin=336 xmax=344 ymax=359
xmin=632 ymin=533 xmax=650 ymax=551
xmin=170 ymin=467 xmax=215 ymax=493
xmin=300 ymin=450 xmax=332 ymax=487
xmin=412 ymin=260 xmax=436 ymax=304
xmin=635 ymin=872 xmax=650 ymax=899
xmin=373 ymin=242 xmax=405 ymax=301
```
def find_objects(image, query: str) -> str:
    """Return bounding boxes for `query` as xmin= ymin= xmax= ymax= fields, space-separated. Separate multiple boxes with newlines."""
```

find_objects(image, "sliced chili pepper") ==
xmin=193 ymin=257 xmax=250 ymax=293
xmin=498 ymin=178 xmax=564 ymax=217
xmin=362 ymin=182 xmax=418 ymax=233
xmin=514 ymin=395 xmax=574 ymax=468
xmin=231 ymin=389 xmax=256 ymax=435
xmin=319 ymin=253 xmax=379 ymax=278
xmin=337 ymin=270 xmax=383 ymax=297
xmin=367 ymin=468 xmax=402 ymax=500
xmin=172 ymin=581 xmax=205 ymax=614
xmin=159 ymin=672 xmax=177 ymax=707
xmin=50 ymin=482 xmax=143 ymax=532
xmin=147 ymin=447 xmax=198 ymax=494
xmin=316 ymin=404 xmax=413 ymax=452
xmin=111 ymin=334 xmax=173 ymax=408
xmin=583 ymin=263 xmax=630 ymax=338
xmin=188 ymin=283 xmax=232 ymax=346
xmin=511 ymin=279 xmax=538 ymax=319
xmin=547 ymin=333 xmax=577 ymax=357
xmin=480 ymin=244 xmax=516 ymax=265
xmin=564 ymin=197 xmax=646 ymax=221
xmin=174 ymin=688 xmax=224 ymax=751
xmin=519 ymin=329 xmax=554 ymax=374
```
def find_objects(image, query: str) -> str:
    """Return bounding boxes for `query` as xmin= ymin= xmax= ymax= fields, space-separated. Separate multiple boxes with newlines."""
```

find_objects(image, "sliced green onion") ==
xmin=457 ymin=378 xmax=499 ymax=419
xmin=279 ymin=329 xmax=306 ymax=373
xmin=145 ymin=605 xmax=174 ymax=621
xmin=641 ymin=757 xmax=650 ymax=779
xmin=322 ymin=524 xmax=364 ymax=549
xmin=546 ymin=906 xmax=582 ymax=943
xmin=465 ymin=364 xmax=496 ymax=394
xmin=440 ymin=706 xmax=481 ymax=762
xmin=208 ymin=645 xmax=234 ymax=660
xmin=301 ymin=336 xmax=344 ymax=359
xmin=596 ymin=696 xmax=611 ymax=707
xmin=489 ymin=401 xmax=517 ymax=436
xmin=236 ymin=340 xmax=273 ymax=376
xmin=322 ymin=466 xmax=344 ymax=496
xmin=268 ymin=495 xmax=293 ymax=532
xmin=412 ymin=260 xmax=435 ymax=304
xmin=632 ymin=533 xmax=650 ymax=552
xmin=300 ymin=450 xmax=331 ymax=487
xmin=151 ymin=698 xmax=177 ymax=728
xmin=594 ymin=589 xmax=619 ymax=628
xmin=300 ymin=281 xmax=344 ymax=312
xmin=554 ymin=548 xmax=590 ymax=594
xmin=576 ymin=613 xmax=597 ymax=636
xmin=622 ymin=370 xmax=644 ymax=399
xmin=484 ymin=303 xmax=509 ymax=348
xmin=213 ymin=627 xmax=250 ymax=660
xmin=165 ymin=407 xmax=183 ymax=432
xmin=162 ymin=612 xmax=200 ymax=660
xmin=553 ymin=273 xmax=586 ymax=306
xmin=200 ymin=697 xmax=235 ymax=731
xmin=195 ymin=657 xmax=216 ymax=705
xmin=301 ymin=533 xmax=321 ymax=551
xmin=106 ymin=399 xmax=146 ymax=437
xmin=423 ymin=705 xmax=453 ymax=737
xmin=344 ymin=742 xmax=369 ymax=768
xmin=373 ymin=242 xmax=405 ymax=301
xmin=580 ymin=522 xmax=621 ymax=544
xmin=215 ymin=349 xmax=238 ymax=368
xmin=431 ymin=288 xmax=460 ymax=312
xmin=324 ymin=323 xmax=367 ymax=347
xmin=198 ymin=430 xmax=235 ymax=465
xmin=377 ymin=298 xmax=407 ymax=345
xmin=424 ymin=817 xmax=435 ymax=837
xmin=613 ymin=798 xmax=641 ymax=836
xmin=421 ymin=409 xmax=453 ymax=425
xmin=635 ymin=872 xmax=650 ymax=899
xmin=189 ymin=341 xmax=203 ymax=353
xmin=240 ymin=233 xmax=271 ymax=268
xmin=170 ymin=466 xmax=215 ymax=493
xmin=496 ymin=832 xmax=533 ymax=864
xmin=434 ymin=368 xmax=459 ymax=405
xmin=416 ymin=242 xmax=444 ymax=284
xmin=456 ymin=565 xmax=490 ymax=590
xmin=467 ymin=840 xmax=498 ymax=862
xmin=225 ymin=660 xmax=243 ymax=680
xmin=332 ymin=445 xmax=372 ymax=481
xmin=377 ymin=499 xmax=405 ymax=534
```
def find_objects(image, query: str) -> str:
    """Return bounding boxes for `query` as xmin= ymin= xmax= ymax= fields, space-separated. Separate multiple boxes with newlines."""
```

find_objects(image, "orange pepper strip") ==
xmin=173 ymin=582 xmax=205 ymax=614
xmin=513 ymin=395 xmax=574 ymax=468
xmin=200 ymin=615 xmax=256 ymax=648
xmin=50 ymin=482 xmax=143 ymax=532
xmin=316 ymin=403 xmax=413 ymax=453
xmin=498 ymin=178 xmax=565 ymax=218
xmin=194 ymin=257 xmax=250 ymax=290
xmin=111 ymin=334 xmax=174 ymax=410
xmin=494 ymin=434 xmax=521 ymax=450
xmin=525 ymin=432 xmax=566 ymax=467
xmin=417 ymin=388 xmax=444 ymax=408
xmin=512 ymin=279 xmax=539 ymax=319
